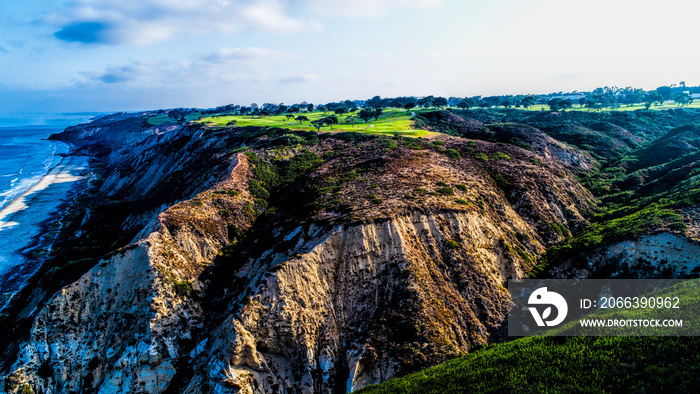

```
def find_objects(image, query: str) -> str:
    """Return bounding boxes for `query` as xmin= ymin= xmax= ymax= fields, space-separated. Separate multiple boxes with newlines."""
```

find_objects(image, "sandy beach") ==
xmin=0 ymin=151 xmax=88 ymax=308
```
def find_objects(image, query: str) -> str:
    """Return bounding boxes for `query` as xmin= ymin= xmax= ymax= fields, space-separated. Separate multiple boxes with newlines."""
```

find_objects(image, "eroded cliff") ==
xmin=3 ymin=113 xmax=599 ymax=393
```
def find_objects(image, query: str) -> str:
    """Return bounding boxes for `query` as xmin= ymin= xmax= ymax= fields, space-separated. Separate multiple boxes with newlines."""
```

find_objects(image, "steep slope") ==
xmin=0 ymin=117 xmax=262 ymax=376
xmin=1 ymin=117 xmax=595 ymax=393
xmin=7 ymin=153 xmax=257 ymax=393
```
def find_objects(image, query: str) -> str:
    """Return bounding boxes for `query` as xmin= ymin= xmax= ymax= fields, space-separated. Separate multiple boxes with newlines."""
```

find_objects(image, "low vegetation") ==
xmin=359 ymin=280 xmax=700 ymax=393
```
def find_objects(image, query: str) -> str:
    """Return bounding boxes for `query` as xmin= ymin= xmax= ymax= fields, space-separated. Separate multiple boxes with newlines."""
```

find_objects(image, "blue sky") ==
xmin=0 ymin=0 xmax=697 ymax=113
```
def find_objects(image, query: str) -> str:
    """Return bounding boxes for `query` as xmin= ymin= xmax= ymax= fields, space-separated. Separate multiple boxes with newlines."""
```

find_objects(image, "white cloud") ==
xmin=278 ymin=73 xmax=320 ymax=84
xmin=197 ymin=47 xmax=292 ymax=65
xmin=84 ymin=47 xmax=294 ymax=85
xmin=49 ymin=0 xmax=440 ymax=45
xmin=50 ymin=0 xmax=320 ymax=45
xmin=305 ymin=0 xmax=441 ymax=17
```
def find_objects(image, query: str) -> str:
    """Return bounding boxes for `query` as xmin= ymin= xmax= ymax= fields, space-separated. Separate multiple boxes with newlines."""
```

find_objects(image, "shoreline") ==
xmin=0 ymin=145 xmax=91 ymax=310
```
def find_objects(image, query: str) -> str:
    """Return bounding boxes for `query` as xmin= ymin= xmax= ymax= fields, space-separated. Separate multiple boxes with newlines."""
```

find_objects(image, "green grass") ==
xmin=358 ymin=280 xmax=700 ymax=394
xmin=198 ymin=108 xmax=435 ymax=137
xmin=358 ymin=336 xmax=700 ymax=393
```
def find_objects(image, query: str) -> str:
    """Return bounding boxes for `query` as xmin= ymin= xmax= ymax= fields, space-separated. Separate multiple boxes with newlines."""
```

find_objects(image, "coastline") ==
xmin=0 ymin=145 xmax=90 ymax=310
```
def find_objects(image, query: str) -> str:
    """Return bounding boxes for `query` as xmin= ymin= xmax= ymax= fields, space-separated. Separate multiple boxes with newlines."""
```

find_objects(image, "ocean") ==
xmin=0 ymin=113 xmax=97 ymax=306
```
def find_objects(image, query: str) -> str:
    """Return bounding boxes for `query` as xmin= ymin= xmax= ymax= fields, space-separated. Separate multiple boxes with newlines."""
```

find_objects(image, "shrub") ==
xmin=455 ymin=199 xmax=469 ymax=205
xmin=402 ymin=139 xmax=423 ymax=150
xmin=277 ymin=150 xmax=324 ymax=188
xmin=492 ymin=174 xmax=509 ymax=189
xmin=438 ymin=187 xmax=455 ymax=196
xmin=455 ymin=184 xmax=468 ymax=191
xmin=475 ymin=153 xmax=488 ymax=161
xmin=445 ymin=148 xmax=462 ymax=159
xmin=491 ymin=152 xmax=511 ymax=160
xmin=446 ymin=240 xmax=460 ymax=250
xmin=248 ymin=179 xmax=270 ymax=200
xmin=365 ymin=194 xmax=382 ymax=204
xmin=173 ymin=280 xmax=193 ymax=296
xmin=380 ymin=139 xmax=398 ymax=150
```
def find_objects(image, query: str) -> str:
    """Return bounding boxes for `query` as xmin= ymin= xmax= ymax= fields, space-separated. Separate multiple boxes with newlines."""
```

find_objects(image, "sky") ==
xmin=0 ymin=0 xmax=698 ymax=114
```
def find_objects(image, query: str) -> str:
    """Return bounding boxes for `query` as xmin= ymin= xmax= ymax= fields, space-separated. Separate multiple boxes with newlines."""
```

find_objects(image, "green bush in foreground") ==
xmin=359 ymin=276 xmax=700 ymax=394
xmin=357 ymin=335 xmax=700 ymax=394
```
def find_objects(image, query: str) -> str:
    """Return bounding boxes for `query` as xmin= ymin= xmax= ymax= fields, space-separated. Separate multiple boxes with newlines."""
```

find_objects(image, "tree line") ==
xmin=194 ymin=82 xmax=697 ymax=119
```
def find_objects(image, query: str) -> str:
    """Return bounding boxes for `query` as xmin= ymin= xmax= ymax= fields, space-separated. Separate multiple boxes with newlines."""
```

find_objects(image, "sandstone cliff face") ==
xmin=5 ymin=153 xmax=256 ymax=393
xmin=183 ymin=209 xmax=538 ymax=394
xmin=2 ymin=116 xmax=598 ymax=393
xmin=552 ymin=232 xmax=700 ymax=279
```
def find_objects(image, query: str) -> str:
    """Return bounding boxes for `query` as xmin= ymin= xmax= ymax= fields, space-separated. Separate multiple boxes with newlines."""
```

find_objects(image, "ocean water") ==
xmin=0 ymin=113 xmax=97 ymax=305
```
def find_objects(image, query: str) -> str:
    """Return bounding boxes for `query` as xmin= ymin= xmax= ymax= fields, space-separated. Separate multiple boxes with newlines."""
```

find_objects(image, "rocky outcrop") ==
xmin=183 ymin=209 xmax=540 ymax=393
xmin=2 ymin=115 xmax=598 ymax=393
xmin=48 ymin=112 xmax=179 ymax=153
xmin=5 ymin=153 xmax=256 ymax=394
xmin=552 ymin=232 xmax=700 ymax=279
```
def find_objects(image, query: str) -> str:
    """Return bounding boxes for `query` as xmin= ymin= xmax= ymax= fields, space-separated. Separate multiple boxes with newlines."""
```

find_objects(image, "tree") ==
xmin=482 ymin=96 xmax=500 ymax=108
xmin=418 ymin=95 xmax=435 ymax=108
xmin=434 ymin=97 xmax=448 ymax=108
xmin=343 ymin=100 xmax=357 ymax=111
xmin=334 ymin=107 xmax=347 ymax=115
xmin=323 ymin=115 xmax=339 ymax=130
xmin=500 ymin=96 xmax=514 ymax=108
xmin=358 ymin=108 xmax=374 ymax=122
xmin=404 ymin=102 xmax=416 ymax=111
xmin=645 ymin=91 xmax=663 ymax=109
xmin=295 ymin=115 xmax=309 ymax=124
xmin=656 ymin=86 xmax=672 ymax=102
xmin=365 ymin=95 xmax=384 ymax=109
xmin=673 ymin=92 xmax=693 ymax=106
xmin=621 ymin=88 xmax=646 ymax=105
xmin=522 ymin=95 xmax=537 ymax=108
xmin=559 ymin=99 xmax=573 ymax=110
xmin=285 ymin=114 xmax=295 ymax=120
xmin=372 ymin=108 xmax=383 ymax=120
xmin=311 ymin=119 xmax=324 ymax=131
xmin=345 ymin=115 xmax=358 ymax=127
xmin=458 ymin=98 xmax=476 ymax=109
xmin=547 ymin=98 xmax=562 ymax=111
xmin=288 ymin=106 xmax=300 ymax=114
